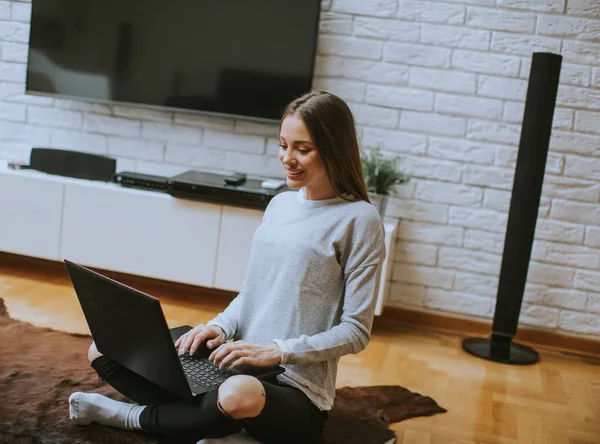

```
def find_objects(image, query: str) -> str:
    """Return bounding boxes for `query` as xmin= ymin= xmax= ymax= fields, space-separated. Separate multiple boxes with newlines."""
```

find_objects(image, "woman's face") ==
xmin=279 ymin=114 xmax=333 ymax=198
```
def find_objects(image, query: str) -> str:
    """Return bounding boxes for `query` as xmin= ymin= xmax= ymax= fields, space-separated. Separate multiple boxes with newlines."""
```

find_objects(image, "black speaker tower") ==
xmin=462 ymin=52 xmax=563 ymax=365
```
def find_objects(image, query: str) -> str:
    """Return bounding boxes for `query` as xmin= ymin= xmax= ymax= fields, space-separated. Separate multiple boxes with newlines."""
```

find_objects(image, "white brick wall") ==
xmin=1 ymin=0 xmax=599 ymax=338
xmin=388 ymin=282 xmax=426 ymax=307
xmin=29 ymin=106 xmax=82 ymax=129
xmin=320 ymin=12 xmax=353 ymax=35
xmin=342 ymin=59 xmax=409 ymax=85
xmin=317 ymin=35 xmax=383 ymax=60
xmin=400 ymin=111 xmax=467 ymax=137
xmin=452 ymin=50 xmax=521 ymax=76
xmin=332 ymin=0 xmax=397 ymax=17
xmin=312 ymin=78 xmax=366 ymax=102
xmin=463 ymin=229 xmax=504 ymax=254
xmin=566 ymin=0 xmax=600 ymax=17
xmin=575 ymin=270 xmax=600 ymax=292
xmin=401 ymin=155 xmax=465 ymax=182
xmin=398 ymin=1 xmax=465 ymax=25
xmin=574 ymin=110 xmax=600 ymax=135
xmin=426 ymin=288 xmax=493 ymax=317
xmin=366 ymin=84 xmax=434 ymax=111
xmin=436 ymin=93 xmax=503 ymax=119
xmin=466 ymin=7 xmax=536 ymax=33
xmin=409 ymin=67 xmax=477 ymax=94
xmin=49 ymin=129 xmax=106 ymax=154
xmin=531 ymin=287 xmax=589 ymax=311
xmin=586 ymin=227 xmax=600 ymax=248
xmin=420 ymin=24 xmax=490 ymax=50
xmin=498 ymin=0 xmax=565 ymax=13
xmin=519 ymin=304 xmax=560 ymax=328
xmin=561 ymin=40 xmax=600 ymax=65
xmin=107 ymin=138 xmax=164 ymax=162
xmin=395 ymin=241 xmax=438 ymax=266
xmin=491 ymin=32 xmax=561 ymax=56
xmin=467 ymin=119 xmax=521 ymax=145
xmin=354 ymin=17 xmax=419 ymax=41
xmin=393 ymin=264 xmax=455 ymax=290
xmin=0 ymin=2 xmax=9 ymax=20
xmin=10 ymin=2 xmax=30 ymax=22
xmin=454 ymin=271 xmax=499 ymax=298
xmin=384 ymin=42 xmax=452 ymax=68
xmin=140 ymin=122 xmax=202 ymax=145
xmin=536 ymin=219 xmax=585 ymax=244
xmin=399 ymin=221 xmax=463 ymax=246
xmin=0 ymin=101 xmax=24 ymax=122
xmin=438 ymin=246 xmax=502 ymax=276
xmin=428 ymin=137 xmax=496 ymax=164
xmin=450 ymin=206 xmax=508 ymax=233
xmin=362 ymin=127 xmax=427 ymax=154
xmin=593 ymin=68 xmax=600 ymax=87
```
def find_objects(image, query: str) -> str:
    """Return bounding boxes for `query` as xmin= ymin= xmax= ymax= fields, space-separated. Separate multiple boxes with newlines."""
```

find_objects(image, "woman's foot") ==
xmin=68 ymin=392 xmax=145 ymax=430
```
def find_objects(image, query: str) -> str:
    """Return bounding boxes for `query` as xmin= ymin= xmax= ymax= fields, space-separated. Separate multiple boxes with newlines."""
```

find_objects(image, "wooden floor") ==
xmin=1 ymin=254 xmax=599 ymax=444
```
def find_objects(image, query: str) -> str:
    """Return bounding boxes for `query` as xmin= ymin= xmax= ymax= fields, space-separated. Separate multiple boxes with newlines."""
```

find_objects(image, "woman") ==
xmin=68 ymin=91 xmax=386 ymax=443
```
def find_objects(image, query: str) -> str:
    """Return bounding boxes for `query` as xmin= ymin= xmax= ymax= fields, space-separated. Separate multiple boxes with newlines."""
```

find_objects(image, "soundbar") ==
xmin=30 ymin=148 xmax=116 ymax=181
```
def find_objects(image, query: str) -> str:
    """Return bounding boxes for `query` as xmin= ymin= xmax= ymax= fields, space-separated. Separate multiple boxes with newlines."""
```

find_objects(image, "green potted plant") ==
xmin=361 ymin=147 xmax=409 ymax=218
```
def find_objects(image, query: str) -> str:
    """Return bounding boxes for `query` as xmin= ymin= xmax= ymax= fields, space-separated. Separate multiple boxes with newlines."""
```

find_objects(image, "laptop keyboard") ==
xmin=179 ymin=353 xmax=234 ymax=388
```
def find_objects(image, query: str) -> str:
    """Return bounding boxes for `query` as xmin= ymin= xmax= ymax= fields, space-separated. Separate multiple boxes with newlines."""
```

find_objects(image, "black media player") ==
xmin=113 ymin=171 xmax=169 ymax=192
xmin=168 ymin=170 xmax=289 ymax=210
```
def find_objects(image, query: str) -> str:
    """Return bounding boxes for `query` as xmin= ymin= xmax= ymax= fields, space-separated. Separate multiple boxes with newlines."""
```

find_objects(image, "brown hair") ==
xmin=280 ymin=91 xmax=370 ymax=203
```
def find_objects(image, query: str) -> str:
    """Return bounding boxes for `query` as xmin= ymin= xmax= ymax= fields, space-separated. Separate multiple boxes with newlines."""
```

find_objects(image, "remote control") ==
xmin=261 ymin=179 xmax=286 ymax=190
xmin=224 ymin=172 xmax=246 ymax=186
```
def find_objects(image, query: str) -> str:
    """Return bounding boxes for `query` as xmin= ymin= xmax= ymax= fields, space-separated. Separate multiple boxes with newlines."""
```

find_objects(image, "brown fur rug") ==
xmin=0 ymin=298 xmax=446 ymax=444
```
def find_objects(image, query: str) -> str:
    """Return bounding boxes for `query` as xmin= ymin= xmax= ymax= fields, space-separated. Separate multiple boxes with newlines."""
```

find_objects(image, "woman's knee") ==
xmin=87 ymin=341 xmax=103 ymax=364
xmin=217 ymin=375 xmax=266 ymax=419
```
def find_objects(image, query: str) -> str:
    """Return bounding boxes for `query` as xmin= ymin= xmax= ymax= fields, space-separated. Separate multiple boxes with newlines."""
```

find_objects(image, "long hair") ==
xmin=280 ymin=91 xmax=370 ymax=203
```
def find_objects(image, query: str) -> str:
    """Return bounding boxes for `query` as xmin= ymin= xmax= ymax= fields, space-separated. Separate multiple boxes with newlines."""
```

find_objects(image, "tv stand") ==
xmin=0 ymin=161 xmax=397 ymax=315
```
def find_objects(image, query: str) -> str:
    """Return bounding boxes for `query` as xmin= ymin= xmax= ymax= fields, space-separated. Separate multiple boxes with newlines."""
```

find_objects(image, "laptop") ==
xmin=64 ymin=260 xmax=285 ymax=400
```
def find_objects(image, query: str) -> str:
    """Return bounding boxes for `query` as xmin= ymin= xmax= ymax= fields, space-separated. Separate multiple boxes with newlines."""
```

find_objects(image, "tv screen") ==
xmin=26 ymin=1 xmax=321 ymax=121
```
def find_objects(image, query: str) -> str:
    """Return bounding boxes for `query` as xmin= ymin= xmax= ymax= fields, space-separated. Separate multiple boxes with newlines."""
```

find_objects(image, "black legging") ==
xmin=91 ymin=356 xmax=328 ymax=443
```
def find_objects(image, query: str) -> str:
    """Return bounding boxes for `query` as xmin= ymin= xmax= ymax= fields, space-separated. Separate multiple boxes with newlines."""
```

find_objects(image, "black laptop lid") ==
xmin=64 ymin=260 xmax=192 ymax=399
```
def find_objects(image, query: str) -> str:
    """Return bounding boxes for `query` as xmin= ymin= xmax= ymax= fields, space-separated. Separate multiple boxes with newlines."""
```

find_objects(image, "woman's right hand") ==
xmin=174 ymin=324 xmax=226 ymax=356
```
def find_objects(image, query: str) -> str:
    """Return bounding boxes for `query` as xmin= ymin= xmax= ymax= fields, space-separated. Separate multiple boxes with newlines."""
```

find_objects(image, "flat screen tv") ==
xmin=26 ymin=1 xmax=321 ymax=122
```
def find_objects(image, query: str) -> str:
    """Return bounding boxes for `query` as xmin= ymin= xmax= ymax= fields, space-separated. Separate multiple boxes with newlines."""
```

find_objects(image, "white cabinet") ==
xmin=0 ymin=162 xmax=397 ymax=315
xmin=60 ymin=182 xmax=221 ymax=287
xmin=214 ymin=206 xmax=263 ymax=292
xmin=375 ymin=220 xmax=398 ymax=316
xmin=0 ymin=173 xmax=64 ymax=260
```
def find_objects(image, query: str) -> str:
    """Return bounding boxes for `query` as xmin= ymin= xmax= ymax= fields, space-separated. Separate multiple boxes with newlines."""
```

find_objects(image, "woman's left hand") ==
xmin=209 ymin=341 xmax=281 ymax=370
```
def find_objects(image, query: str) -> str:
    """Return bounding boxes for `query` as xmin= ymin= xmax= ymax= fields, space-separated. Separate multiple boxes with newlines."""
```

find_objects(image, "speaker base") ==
xmin=462 ymin=337 xmax=539 ymax=365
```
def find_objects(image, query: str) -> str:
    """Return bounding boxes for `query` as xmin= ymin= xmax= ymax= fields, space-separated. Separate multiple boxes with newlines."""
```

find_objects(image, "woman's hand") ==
xmin=175 ymin=324 xmax=226 ymax=356
xmin=209 ymin=341 xmax=281 ymax=370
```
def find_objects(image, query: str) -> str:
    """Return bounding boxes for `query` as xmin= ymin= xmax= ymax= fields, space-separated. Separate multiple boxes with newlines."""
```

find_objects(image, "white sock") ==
xmin=68 ymin=392 xmax=145 ymax=430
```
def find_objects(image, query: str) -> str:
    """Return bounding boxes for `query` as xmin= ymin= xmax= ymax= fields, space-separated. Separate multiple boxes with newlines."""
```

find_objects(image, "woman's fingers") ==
xmin=207 ymin=342 xmax=279 ymax=369
xmin=206 ymin=338 xmax=221 ymax=349
xmin=177 ymin=325 xmax=205 ymax=355
xmin=229 ymin=356 xmax=249 ymax=370
xmin=209 ymin=343 xmax=232 ymax=363
xmin=218 ymin=350 xmax=243 ymax=370
xmin=189 ymin=334 xmax=205 ymax=355
xmin=178 ymin=335 xmax=191 ymax=355
xmin=190 ymin=330 xmax=214 ymax=355
xmin=175 ymin=332 xmax=190 ymax=347
xmin=177 ymin=325 xmax=224 ymax=355
xmin=210 ymin=341 xmax=254 ymax=369
xmin=210 ymin=341 xmax=241 ymax=365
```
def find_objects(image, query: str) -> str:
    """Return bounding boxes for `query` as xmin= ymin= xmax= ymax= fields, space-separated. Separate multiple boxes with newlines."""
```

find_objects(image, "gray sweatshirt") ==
xmin=207 ymin=188 xmax=385 ymax=410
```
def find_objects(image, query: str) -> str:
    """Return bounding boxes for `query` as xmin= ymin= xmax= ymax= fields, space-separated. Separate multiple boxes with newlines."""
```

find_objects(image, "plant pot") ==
xmin=369 ymin=193 xmax=388 ymax=218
